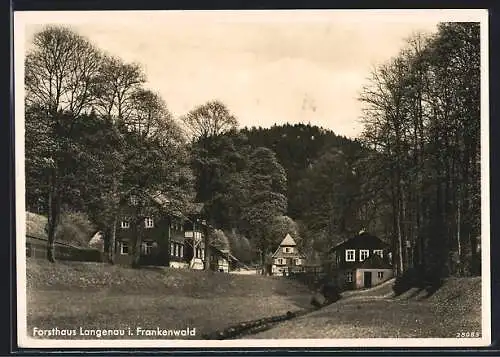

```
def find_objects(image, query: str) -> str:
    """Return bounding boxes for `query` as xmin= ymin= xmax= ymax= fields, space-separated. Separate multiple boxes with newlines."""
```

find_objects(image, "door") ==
xmin=364 ymin=271 xmax=372 ymax=288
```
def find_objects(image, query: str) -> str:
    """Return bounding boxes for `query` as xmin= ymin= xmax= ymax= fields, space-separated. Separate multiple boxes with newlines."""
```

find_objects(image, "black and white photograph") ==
xmin=14 ymin=9 xmax=490 ymax=348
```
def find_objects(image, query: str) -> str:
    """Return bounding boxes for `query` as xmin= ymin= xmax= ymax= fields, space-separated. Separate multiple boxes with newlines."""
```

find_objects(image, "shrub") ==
xmin=393 ymin=268 xmax=419 ymax=296
xmin=320 ymin=281 xmax=341 ymax=303
xmin=393 ymin=265 xmax=444 ymax=296
xmin=56 ymin=245 xmax=103 ymax=262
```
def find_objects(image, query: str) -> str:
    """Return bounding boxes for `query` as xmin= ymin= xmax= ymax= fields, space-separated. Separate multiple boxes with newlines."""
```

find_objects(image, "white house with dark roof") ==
xmin=271 ymin=233 xmax=306 ymax=276
xmin=328 ymin=230 xmax=393 ymax=289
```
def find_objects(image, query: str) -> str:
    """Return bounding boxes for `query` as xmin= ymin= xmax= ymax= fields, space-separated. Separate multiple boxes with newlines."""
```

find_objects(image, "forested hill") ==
xmin=241 ymin=123 xmax=363 ymax=218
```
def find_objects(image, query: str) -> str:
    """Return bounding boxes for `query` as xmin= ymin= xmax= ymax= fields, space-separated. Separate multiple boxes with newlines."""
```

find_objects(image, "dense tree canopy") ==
xmin=25 ymin=25 xmax=194 ymax=265
xmin=25 ymin=23 xmax=481 ymax=278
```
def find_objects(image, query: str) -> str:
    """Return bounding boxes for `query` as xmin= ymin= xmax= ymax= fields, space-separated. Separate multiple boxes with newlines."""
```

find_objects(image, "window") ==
xmin=120 ymin=241 xmax=129 ymax=255
xmin=295 ymin=259 xmax=301 ymax=265
xmin=345 ymin=271 xmax=353 ymax=283
xmin=175 ymin=244 xmax=180 ymax=257
xmin=283 ymin=247 xmax=293 ymax=253
xmin=179 ymin=245 xmax=184 ymax=258
xmin=345 ymin=249 xmax=355 ymax=262
xmin=142 ymin=241 xmax=153 ymax=255
xmin=144 ymin=217 xmax=154 ymax=229
xmin=276 ymin=258 xmax=284 ymax=265
xmin=359 ymin=249 xmax=370 ymax=261
xmin=170 ymin=243 xmax=174 ymax=255
xmin=373 ymin=249 xmax=383 ymax=258
xmin=377 ymin=271 xmax=384 ymax=279
xmin=130 ymin=195 xmax=138 ymax=206
xmin=120 ymin=220 xmax=130 ymax=229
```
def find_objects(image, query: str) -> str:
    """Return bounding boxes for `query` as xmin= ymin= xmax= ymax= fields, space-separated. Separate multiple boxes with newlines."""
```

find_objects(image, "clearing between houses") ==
xmin=25 ymin=259 xmax=312 ymax=339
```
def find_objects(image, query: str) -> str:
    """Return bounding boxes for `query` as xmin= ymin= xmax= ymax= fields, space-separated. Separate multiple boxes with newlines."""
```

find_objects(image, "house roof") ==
xmin=185 ymin=202 xmax=204 ymax=216
xmin=329 ymin=232 xmax=389 ymax=252
xmin=271 ymin=234 xmax=305 ymax=259
xmin=280 ymin=233 xmax=297 ymax=246
xmin=356 ymin=253 xmax=392 ymax=269
xmin=26 ymin=234 xmax=88 ymax=250
xmin=210 ymin=245 xmax=239 ymax=263
xmin=272 ymin=251 xmax=306 ymax=259
xmin=148 ymin=192 xmax=204 ymax=219
xmin=149 ymin=191 xmax=171 ymax=206
xmin=26 ymin=212 xmax=47 ymax=240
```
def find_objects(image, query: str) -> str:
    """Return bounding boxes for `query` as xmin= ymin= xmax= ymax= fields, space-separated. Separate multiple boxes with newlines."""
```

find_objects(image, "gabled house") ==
xmin=114 ymin=195 xmax=239 ymax=273
xmin=114 ymin=193 xmax=203 ymax=267
xmin=329 ymin=230 xmax=393 ymax=290
xmin=271 ymin=234 xmax=306 ymax=276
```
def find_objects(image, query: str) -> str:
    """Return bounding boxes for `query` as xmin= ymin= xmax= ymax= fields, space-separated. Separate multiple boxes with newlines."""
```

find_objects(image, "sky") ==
xmin=16 ymin=10 xmax=484 ymax=138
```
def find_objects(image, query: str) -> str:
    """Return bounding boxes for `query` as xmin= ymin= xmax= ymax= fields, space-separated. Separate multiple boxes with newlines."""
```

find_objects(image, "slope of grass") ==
xmin=26 ymin=259 xmax=310 ymax=296
xmin=25 ymin=260 xmax=313 ymax=339
xmin=26 ymin=212 xmax=48 ymax=239
xmin=26 ymin=211 xmax=95 ymax=248
xmin=248 ymin=277 xmax=482 ymax=339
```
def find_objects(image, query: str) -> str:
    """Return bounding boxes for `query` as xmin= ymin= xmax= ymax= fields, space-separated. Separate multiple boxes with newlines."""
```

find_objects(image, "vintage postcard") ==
xmin=14 ymin=9 xmax=491 ymax=349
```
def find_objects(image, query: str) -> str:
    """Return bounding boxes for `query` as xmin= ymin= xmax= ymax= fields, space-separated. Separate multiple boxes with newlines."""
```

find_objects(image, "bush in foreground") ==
xmin=393 ymin=265 xmax=443 ymax=296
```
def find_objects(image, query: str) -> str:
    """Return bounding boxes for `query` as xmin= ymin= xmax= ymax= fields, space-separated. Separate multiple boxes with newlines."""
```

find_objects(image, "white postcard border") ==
xmin=14 ymin=9 xmax=491 ymax=349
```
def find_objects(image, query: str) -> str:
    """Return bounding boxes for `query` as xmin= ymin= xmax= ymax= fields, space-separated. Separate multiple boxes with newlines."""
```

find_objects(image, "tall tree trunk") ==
xmin=46 ymin=169 xmax=59 ymax=263
xmin=394 ymin=155 xmax=405 ymax=275
xmin=260 ymin=249 xmax=265 ymax=275
xmin=456 ymin=186 xmax=462 ymax=276
xmin=444 ymin=167 xmax=451 ymax=277
xmin=203 ymin=222 xmax=211 ymax=270
xmin=165 ymin=216 xmax=171 ymax=266
xmin=103 ymin=226 xmax=110 ymax=258
xmin=108 ymin=179 xmax=119 ymax=265
xmin=133 ymin=221 xmax=143 ymax=268
xmin=396 ymin=193 xmax=404 ymax=275
xmin=108 ymin=215 xmax=117 ymax=264
xmin=132 ymin=203 xmax=144 ymax=268
xmin=390 ymin=174 xmax=399 ymax=275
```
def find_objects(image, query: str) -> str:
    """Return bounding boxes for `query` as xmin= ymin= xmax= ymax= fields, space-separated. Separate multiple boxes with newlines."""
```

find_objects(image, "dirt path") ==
xmin=243 ymin=278 xmax=482 ymax=339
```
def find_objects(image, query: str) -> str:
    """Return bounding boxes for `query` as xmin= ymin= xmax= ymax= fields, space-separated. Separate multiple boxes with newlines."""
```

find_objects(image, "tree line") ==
xmin=25 ymin=23 xmax=481 ymax=278
xmin=358 ymin=22 xmax=481 ymax=277
xmin=25 ymin=26 xmax=290 ymax=267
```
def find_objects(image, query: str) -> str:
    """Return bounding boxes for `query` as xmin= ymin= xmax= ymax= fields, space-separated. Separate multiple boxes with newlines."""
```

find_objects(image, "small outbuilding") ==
xmin=329 ymin=231 xmax=393 ymax=290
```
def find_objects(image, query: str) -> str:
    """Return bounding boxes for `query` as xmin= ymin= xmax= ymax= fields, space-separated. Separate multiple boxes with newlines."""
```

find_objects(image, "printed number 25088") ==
xmin=456 ymin=331 xmax=480 ymax=338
